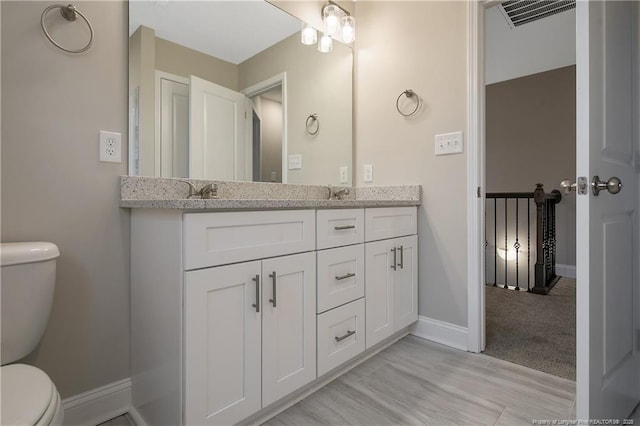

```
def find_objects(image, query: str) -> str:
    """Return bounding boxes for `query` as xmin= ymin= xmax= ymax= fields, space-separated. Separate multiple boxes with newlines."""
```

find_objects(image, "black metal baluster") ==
xmin=527 ymin=197 xmax=531 ymax=292
xmin=494 ymin=198 xmax=497 ymax=287
xmin=504 ymin=198 xmax=508 ymax=289
xmin=514 ymin=198 xmax=520 ymax=291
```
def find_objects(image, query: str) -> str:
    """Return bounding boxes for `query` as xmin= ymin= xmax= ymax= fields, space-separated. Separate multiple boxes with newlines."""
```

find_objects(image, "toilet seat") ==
xmin=1 ymin=364 xmax=63 ymax=425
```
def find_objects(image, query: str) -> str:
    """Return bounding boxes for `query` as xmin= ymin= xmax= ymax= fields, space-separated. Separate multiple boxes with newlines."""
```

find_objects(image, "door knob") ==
xmin=591 ymin=176 xmax=623 ymax=196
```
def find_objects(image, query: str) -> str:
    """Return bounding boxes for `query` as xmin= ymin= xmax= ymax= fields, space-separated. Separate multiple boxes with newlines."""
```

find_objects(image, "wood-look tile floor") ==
xmin=267 ymin=335 xmax=576 ymax=425
xmin=103 ymin=335 xmax=580 ymax=426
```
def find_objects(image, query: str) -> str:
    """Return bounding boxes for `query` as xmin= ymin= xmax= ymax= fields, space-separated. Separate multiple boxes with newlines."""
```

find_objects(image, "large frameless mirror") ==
xmin=128 ymin=0 xmax=353 ymax=185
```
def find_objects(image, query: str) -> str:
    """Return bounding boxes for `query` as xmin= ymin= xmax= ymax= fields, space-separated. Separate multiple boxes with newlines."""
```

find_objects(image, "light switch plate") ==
xmin=435 ymin=131 xmax=464 ymax=156
xmin=288 ymin=154 xmax=302 ymax=170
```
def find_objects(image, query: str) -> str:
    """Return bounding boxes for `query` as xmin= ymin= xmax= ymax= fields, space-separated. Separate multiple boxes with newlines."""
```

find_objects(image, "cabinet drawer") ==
xmin=317 ymin=245 xmax=364 ymax=313
xmin=317 ymin=298 xmax=365 ymax=377
xmin=365 ymin=207 xmax=417 ymax=242
xmin=316 ymin=209 xmax=364 ymax=249
xmin=184 ymin=210 xmax=315 ymax=270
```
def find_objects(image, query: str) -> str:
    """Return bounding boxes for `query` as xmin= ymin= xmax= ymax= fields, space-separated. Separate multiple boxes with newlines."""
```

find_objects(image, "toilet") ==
xmin=1 ymin=242 xmax=64 ymax=425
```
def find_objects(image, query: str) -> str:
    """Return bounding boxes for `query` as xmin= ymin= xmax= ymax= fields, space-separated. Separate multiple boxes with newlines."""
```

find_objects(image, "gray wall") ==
xmin=354 ymin=1 xmax=469 ymax=326
xmin=1 ymin=1 xmax=130 ymax=398
xmin=486 ymin=66 xmax=576 ymax=266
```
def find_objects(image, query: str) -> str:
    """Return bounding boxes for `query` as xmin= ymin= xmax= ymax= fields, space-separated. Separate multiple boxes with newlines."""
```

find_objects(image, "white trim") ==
xmin=127 ymin=406 xmax=148 ymax=426
xmin=242 ymin=72 xmax=288 ymax=184
xmin=556 ymin=263 xmax=577 ymax=279
xmin=410 ymin=316 xmax=469 ymax=352
xmin=466 ymin=0 xmax=486 ymax=354
xmin=62 ymin=378 xmax=131 ymax=426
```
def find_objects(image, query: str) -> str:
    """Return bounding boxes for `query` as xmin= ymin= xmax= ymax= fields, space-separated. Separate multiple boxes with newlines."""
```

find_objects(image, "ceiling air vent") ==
xmin=498 ymin=0 xmax=576 ymax=29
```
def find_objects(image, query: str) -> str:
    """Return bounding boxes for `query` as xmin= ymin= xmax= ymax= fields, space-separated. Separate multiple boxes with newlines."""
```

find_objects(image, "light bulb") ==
xmin=301 ymin=23 xmax=317 ymax=45
xmin=341 ymin=15 xmax=355 ymax=43
xmin=318 ymin=34 xmax=333 ymax=53
xmin=323 ymin=4 xmax=340 ymax=37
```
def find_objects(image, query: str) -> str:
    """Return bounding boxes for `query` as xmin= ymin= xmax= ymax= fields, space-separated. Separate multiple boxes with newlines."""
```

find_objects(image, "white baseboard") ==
xmin=62 ymin=378 xmax=131 ymax=426
xmin=411 ymin=316 xmax=469 ymax=351
xmin=556 ymin=264 xmax=576 ymax=279
xmin=127 ymin=406 xmax=148 ymax=426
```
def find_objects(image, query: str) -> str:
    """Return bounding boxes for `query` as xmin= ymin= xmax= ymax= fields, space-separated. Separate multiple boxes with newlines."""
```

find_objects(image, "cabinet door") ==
xmin=394 ymin=235 xmax=418 ymax=331
xmin=261 ymin=252 xmax=316 ymax=407
xmin=365 ymin=239 xmax=396 ymax=348
xmin=184 ymin=261 xmax=262 ymax=425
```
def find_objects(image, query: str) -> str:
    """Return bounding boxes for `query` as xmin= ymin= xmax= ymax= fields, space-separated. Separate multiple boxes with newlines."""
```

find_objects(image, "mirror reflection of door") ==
xmin=189 ymin=75 xmax=252 ymax=181
xmin=250 ymin=85 xmax=283 ymax=183
xmin=157 ymin=72 xmax=189 ymax=178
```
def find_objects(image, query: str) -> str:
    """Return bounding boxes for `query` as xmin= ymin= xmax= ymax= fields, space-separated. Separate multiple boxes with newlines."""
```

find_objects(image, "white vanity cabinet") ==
xmin=130 ymin=204 xmax=418 ymax=426
xmin=364 ymin=207 xmax=418 ymax=348
xmin=183 ymin=211 xmax=316 ymax=425
xmin=315 ymin=209 xmax=367 ymax=377
xmin=184 ymin=251 xmax=316 ymax=425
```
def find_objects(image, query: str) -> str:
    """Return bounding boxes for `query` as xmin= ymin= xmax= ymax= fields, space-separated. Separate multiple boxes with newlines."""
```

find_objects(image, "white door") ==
xmin=184 ymin=261 xmax=262 ymax=425
xmin=261 ymin=252 xmax=316 ymax=407
xmin=394 ymin=235 xmax=418 ymax=331
xmin=189 ymin=75 xmax=252 ymax=181
xmin=157 ymin=73 xmax=189 ymax=178
xmin=365 ymin=239 xmax=395 ymax=348
xmin=576 ymin=1 xmax=640 ymax=419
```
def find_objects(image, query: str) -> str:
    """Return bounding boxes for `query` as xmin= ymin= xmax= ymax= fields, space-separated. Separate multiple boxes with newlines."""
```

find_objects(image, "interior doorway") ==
xmin=468 ymin=1 xmax=578 ymax=380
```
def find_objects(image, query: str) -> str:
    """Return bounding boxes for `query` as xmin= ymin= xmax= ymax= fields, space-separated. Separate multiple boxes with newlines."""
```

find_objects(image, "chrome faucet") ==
xmin=329 ymin=186 xmax=350 ymax=200
xmin=180 ymin=181 xmax=218 ymax=199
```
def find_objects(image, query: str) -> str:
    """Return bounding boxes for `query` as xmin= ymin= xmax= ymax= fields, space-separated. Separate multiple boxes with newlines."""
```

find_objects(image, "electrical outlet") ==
xmin=288 ymin=154 xmax=302 ymax=170
xmin=339 ymin=166 xmax=349 ymax=184
xmin=99 ymin=130 xmax=122 ymax=163
xmin=435 ymin=131 xmax=464 ymax=156
xmin=363 ymin=164 xmax=373 ymax=183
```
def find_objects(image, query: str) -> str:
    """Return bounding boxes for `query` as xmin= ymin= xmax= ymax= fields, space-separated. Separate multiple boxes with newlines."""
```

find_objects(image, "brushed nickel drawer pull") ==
xmin=335 ymin=272 xmax=356 ymax=281
xmin=391 ymin=247 xmax=397 ymax=271
xmin=335 ymin=330 xmax=356 ymax=342
xmin=334 ymin=225 xmax=356 ymax=230
xmin=269 ymin=271 xmax=277 ymax=307
xmin=398 ymin=245 xmax=404 ymax=269
xmin=252 ymin=275 xmax=260 ymax=313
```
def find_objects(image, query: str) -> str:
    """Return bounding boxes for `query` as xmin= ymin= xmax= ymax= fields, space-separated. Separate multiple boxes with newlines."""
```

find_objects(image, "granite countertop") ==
xmin=120 ymin=177 xmax=421 ymax=210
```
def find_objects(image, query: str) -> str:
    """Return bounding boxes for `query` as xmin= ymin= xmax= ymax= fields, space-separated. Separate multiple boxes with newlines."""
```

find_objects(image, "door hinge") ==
xmin=477 ymin=186 xmax=481 ymax=198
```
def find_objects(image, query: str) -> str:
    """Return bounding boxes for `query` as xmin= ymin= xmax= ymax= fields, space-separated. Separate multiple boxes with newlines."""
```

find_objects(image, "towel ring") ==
xmin=396 ymin=89 xmax=421 ymax=117
xmin=41 ymin=4 xmax=94 ymax=54
xmin=305 ymin=114 xmax=319 ymax=136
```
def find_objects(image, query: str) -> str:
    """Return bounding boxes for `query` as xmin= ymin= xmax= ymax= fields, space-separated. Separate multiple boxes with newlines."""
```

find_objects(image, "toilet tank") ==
xmin=1 ymin=242 xmax=60 ymax=364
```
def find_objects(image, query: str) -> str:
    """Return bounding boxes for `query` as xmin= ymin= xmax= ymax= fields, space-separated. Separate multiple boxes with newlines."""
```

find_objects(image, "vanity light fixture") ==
xmin=341 ymin=15 xmax=356 ymax=44
xmin=301 ymin=23 xmax=317 ymax=45
xmin=302 ymin=1 xmax=354 ymax=52
xmin=318 ymin=34 xmax=333 ymax=53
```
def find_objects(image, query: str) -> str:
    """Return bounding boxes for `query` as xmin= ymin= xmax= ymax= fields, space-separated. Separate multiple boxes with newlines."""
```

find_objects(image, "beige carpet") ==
xmin=484 ymin=277 xmax=576 ymax=380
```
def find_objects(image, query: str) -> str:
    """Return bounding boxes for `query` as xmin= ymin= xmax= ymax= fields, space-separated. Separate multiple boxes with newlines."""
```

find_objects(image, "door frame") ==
xmin=466 ymin=0 xmax=486 ymax=355
xmin=467 ymin=0 xmax=640 ymax=419
xmin=242 ymin=73 xmax=288 ymax=184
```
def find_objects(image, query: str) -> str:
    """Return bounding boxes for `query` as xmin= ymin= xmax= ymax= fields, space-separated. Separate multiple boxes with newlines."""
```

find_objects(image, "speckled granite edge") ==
xmin=120 ymin=176 xmax=421 ymax=210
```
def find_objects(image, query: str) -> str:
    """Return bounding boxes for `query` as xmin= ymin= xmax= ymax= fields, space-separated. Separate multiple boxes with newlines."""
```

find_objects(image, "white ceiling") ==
xmin=485 ymin=4 xmax=576 ymax=85
xmin=129 ymin=1 xmax=302 ymax=65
